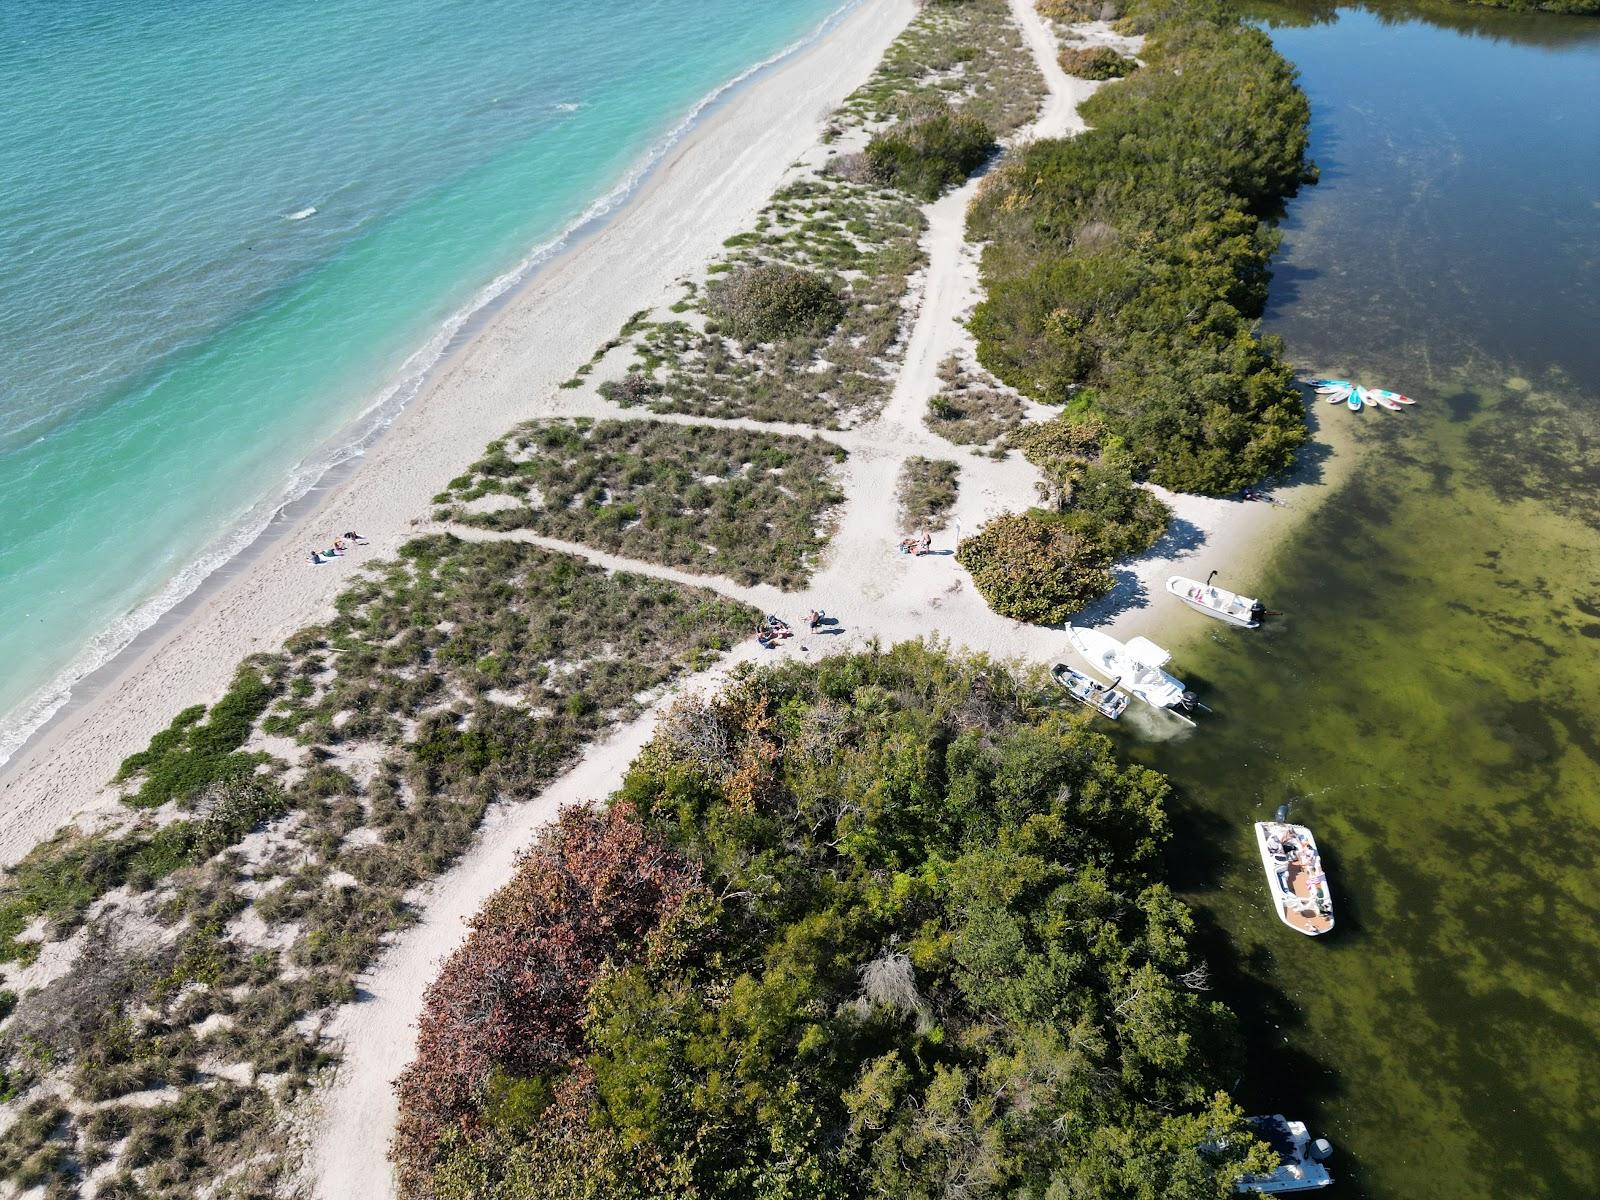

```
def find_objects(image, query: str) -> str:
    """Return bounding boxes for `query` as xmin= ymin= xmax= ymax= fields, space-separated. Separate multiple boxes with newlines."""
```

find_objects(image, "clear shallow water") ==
xmin=0 ymin=0 xmax=844 ymax=763
xmin=1124 ymin=6 xmax=1600 ymax=1198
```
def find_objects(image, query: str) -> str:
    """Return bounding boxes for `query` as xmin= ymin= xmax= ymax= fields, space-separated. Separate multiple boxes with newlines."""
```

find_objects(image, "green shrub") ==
xmin=1058 ymin=45 xmax=1139 ymax=79
xmin=113 ymin=666 xmax=278 ymax=808
xmin=957 ymin=511 xmax=1114 ymax=622
xmin=1016 ymin=413 xmax=1170 ymax=558
xmin=866 ymin=108 xmax=995 ymax=200
xmin=705 ymin=263 xmax=843 ymax=344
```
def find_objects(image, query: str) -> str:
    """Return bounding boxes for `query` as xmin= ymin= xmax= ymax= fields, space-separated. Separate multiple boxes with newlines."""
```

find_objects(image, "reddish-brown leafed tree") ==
xmin=391 ymin=802 xmax=700 ymax=1197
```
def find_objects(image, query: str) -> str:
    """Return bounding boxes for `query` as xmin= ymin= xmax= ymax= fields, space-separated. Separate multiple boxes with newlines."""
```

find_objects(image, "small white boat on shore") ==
xmin=1167 ymin=571 xmax=1265 ymax=628
xmin=1051 ymin=662 xmax=1130 ymax=720
xmin=1235 ymin=1115 xmax=1334 ymax=1193
xmin=1255 ymin=819 xmax=1334 ymax=936
xmin=1067 ymin=626 xmax=1197 ymax=724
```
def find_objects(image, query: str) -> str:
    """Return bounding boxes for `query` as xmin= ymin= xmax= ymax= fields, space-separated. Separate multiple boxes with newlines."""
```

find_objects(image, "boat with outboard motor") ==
xmin=1234 ymin=1115 xmax=1334 ymax=1193
xmin=1255 ymin=815 xmax=1334 ymax=936
xmin=1167 ymin=571 xmax=1265 ymax=628
xmin=1050 ymin=662 xmax=1129 ymax=720
xmin=1066 ymin=626 xmax=1197 ymax=724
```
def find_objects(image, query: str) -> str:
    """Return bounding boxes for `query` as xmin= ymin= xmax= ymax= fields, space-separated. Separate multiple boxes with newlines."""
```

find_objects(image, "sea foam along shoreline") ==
xmin=0 ymin=0 xmax=866 ymax=779
xmin=0 ymin=0 xmax=919 ymax=868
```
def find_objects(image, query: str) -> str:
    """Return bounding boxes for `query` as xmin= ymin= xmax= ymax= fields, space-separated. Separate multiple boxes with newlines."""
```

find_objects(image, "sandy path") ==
xmin=0 ymin=0 xmax=918 ymax=869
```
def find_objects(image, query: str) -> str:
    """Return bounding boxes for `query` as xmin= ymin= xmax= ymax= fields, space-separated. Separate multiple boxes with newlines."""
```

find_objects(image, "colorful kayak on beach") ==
xmin=1312 ymin=379 xmax=1418 ymax=412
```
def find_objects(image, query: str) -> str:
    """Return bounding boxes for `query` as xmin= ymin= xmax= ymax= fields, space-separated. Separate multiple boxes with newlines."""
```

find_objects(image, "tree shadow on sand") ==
xmin=1071 ymin=517 xmax=1206 ymax=627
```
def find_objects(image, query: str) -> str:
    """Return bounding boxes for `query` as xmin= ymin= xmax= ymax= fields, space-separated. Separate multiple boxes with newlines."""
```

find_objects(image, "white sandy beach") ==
xmin=0 ymin=0 xmax=1360 ymax=1191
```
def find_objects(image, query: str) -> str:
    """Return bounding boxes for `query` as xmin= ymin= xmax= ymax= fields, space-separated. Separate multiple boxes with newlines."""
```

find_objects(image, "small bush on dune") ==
xmin=1038 ymin=0 xmax=1114 ymax=20
xmin=1059 ymin=45 xmax=1139 ymax=80
xmin=957 ymin=511 xmax=1114 ymax=623
xmin=866 ymin=107 xmax=995 ymax=201
xmin=896 ymin=456 xmax=960 ymax=532
xmin=706 ymin=263 xmax=843 ymax=344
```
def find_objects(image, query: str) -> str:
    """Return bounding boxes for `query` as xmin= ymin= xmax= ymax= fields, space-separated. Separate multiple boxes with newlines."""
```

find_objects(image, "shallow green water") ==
xmin=1120 ymin=6 xmax=1600 ymax=1198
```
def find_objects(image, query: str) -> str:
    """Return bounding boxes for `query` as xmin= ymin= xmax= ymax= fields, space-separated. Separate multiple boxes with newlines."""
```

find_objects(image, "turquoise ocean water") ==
xmin=0 ymin=0 xmax=846 ymax=764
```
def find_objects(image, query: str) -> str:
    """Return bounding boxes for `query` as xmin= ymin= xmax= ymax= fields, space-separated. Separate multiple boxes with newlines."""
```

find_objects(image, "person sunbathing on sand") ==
xmin=343 ymin=530 xmax=368 ymax=544
xmin=308 ymin=550 xmax=325 ymax=565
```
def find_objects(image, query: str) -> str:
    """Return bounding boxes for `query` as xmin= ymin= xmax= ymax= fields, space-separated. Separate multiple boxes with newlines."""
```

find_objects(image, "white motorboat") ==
xmin=1050 ymin=663 xmax=1129 ymax=720
xmin=1235 ymin=1115 xmax=1334 ymax=1193
xmin=1167 ymin=571 xmax=1265 ymax=628
xmin=1066 ymin=626 xmax=1197 ymax=723
xmin=1255 ymin=820 xmax=1334 ymax=936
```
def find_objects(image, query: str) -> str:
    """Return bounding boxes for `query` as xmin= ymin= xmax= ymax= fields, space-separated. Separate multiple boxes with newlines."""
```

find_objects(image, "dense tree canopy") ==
xmin=393 ymin=646 xmax=1277 ymax=1199
xmin=968 ymin=0 xmax=1314 ymax=494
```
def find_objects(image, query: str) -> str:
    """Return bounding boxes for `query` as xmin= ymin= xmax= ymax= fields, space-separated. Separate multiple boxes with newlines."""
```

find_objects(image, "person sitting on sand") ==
xmin=806 ymin=609 xmax=825 ymax=630
xmin=334 ymin=538 xmax=348 ymax=552
xmin=918 ymin=531 xmax=932 ymax=555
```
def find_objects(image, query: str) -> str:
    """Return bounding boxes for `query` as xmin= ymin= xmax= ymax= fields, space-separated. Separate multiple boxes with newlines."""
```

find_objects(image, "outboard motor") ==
xmin=1308 ymin=1137 xmax=1334 ymax=1163
xmin=1179 ymin=690 xmax=1198 ymax=711
xmin=1274 ymin=803 xmax=1291 ymax=823
xmin=1251 ymin=599 xmax=1267 ymax=622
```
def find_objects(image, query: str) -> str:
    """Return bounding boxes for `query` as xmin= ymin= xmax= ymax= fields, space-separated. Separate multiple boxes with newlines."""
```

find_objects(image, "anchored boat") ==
xmin=1235 ymin=1116 xmax=1335 ymax=1193
xmin=1167 ymin=571 xmax=1265 ymax=628
xmin=1066 ymin=626 xmax=1197 ymax=724
xmin=1050 ymin=662 xmax=1129 ymax=720
xmin=1255 ymin=819 xmax=1334 ymax=936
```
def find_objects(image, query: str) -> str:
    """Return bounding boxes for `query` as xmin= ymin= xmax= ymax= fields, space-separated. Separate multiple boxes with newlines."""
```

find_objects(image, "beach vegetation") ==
xmin=925 ymin=353 xmax=1026 ymax=448
xmin=957 ymin=511 xmax=1116 ymax=622
xmin=968 ymin=0 xmax=1313 ymax=494
xmin=1058 ymin=44 xmax=1140 ymax=78
xmin=842 ymin=0 xmax=1049 ymax=137
xmin=0 ymin=537 xmax=756 ymax=1196
xmin=1037 ymin=0 xmax=1112 ymax=21
xmin=112 ymin=666 xmax=278 ymax=808
xmin=705 ymin=263 xmax=844 ymax=343
xmin=573 ymin=0 xmax=1049 ymax=431
xmin=1017 ymin=412 xmax=1172 ymax=558
xmin=865 ymin=105 xmax=995 ymax=200
xmin=435 ymin=419 xmax=847 ymax=587
xmin=390 ymin=646 xmax=1277 ymax=1199
xmin=896 ymin=456 xmax=961 ymax=532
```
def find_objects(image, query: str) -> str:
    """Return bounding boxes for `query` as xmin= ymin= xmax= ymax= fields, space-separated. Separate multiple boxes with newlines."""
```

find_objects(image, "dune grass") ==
xmin=435 ymin=419 xmax=847 ymax=588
